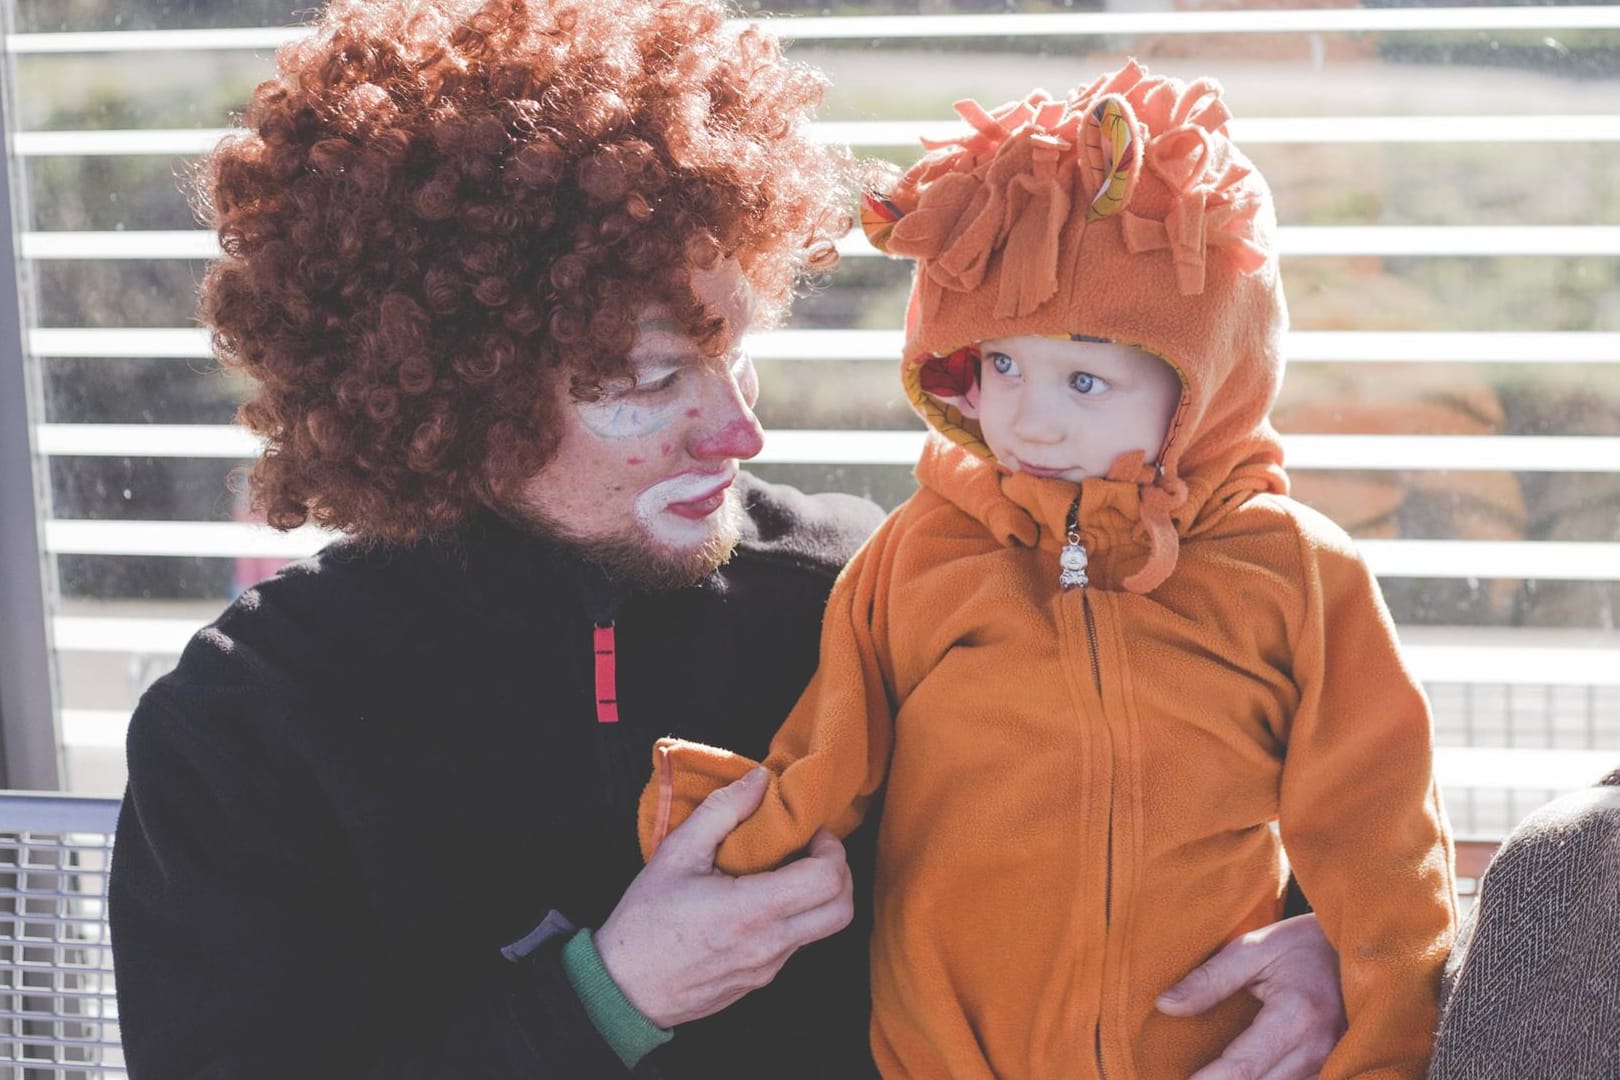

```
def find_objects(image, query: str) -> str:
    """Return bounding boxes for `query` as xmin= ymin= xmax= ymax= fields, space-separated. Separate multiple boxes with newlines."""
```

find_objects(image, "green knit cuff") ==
xmin=560 ymin=928 xmax=674 ymax=1069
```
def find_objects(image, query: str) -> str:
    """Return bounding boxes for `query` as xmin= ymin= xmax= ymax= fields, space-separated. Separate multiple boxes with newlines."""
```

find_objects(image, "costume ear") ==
xmin=860 ymin=190 xmax=907 ymax=254
xmin=1082 ymin=94 xmax=1142 ymax=222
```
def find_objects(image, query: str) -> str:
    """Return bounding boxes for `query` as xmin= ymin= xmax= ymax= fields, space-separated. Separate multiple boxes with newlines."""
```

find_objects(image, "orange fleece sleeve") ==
xmin=637 ymin=516 xmax=899 ymax=874
xmin=1278 ymin=517 xmax=1459 ymax=1080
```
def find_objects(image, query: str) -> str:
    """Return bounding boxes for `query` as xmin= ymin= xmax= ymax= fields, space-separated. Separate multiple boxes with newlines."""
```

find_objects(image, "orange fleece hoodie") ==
xmin=640 ymin=62 xmax=1457 ymax=1079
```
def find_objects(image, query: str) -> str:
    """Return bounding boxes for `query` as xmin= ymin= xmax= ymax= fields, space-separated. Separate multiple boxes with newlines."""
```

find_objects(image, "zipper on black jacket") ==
xmin=578 ymin=565 xmax=628 ymax=811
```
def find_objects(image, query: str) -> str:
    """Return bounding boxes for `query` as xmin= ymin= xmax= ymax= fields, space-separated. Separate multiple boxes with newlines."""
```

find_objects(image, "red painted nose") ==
xmin=692 ymin=412 xmax=765 ymax=462
xmin=688 ymin=368 xmax=765 ymax=462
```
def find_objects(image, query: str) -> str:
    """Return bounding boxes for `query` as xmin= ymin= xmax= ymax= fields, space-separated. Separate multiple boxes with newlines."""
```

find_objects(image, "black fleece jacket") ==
xmin=109 ymin=473 xmax=885 ymax=1080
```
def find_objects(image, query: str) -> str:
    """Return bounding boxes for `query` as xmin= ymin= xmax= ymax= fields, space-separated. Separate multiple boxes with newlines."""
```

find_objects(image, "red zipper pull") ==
xmin=593 ymin=623 xmax=619 ymax=724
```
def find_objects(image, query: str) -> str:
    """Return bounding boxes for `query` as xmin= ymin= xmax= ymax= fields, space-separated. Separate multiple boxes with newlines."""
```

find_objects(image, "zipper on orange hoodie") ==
xmin=1063 ymin=493 xmax=1115 ymax=1080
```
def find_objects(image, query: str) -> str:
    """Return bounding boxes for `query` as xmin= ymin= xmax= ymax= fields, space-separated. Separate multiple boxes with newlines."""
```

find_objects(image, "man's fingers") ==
xmin=734 ymin=829 xmax=851 ymax=919
xmin=803 ymin=827 xmax=844 ymax=860
xmin=1187 ymin=1038 xmax=1322 ymax=1080
xmin=1183 ymin=1017 xmax=1296 ymax=1080
xmin=777 ymin=882 xmax=856 ymax=947
xmin=655 ymin=766 xmax=769 ymax=869
xmin=1255 ymin=1045 xmax=1324 ymax=1080
xmin=1157 ymin=935 xmax=1260 ymax=1016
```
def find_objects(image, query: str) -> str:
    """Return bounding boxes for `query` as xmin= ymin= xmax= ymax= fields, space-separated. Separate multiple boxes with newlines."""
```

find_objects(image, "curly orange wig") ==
xmin=197 ymin=0 xmax=853 ymax=543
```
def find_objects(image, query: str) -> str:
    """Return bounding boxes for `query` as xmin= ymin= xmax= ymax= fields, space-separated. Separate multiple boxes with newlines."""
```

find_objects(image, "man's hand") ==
xmin=595 ymin=767 xmax=855 ymax=1029
xmin=1156 ymin=913 xmax=1346 ymax=1080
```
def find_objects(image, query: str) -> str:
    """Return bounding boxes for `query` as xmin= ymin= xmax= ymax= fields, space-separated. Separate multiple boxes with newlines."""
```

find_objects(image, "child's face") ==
xmin=965 ymin=336 xmax=1183 ymax=483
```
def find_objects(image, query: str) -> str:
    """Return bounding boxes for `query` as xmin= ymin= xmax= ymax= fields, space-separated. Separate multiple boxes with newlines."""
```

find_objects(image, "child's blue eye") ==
xmin=988 ymin=352 xmax=1017 ymax=376
xmin=1070 ymin=371 xmax=1105 ymax=394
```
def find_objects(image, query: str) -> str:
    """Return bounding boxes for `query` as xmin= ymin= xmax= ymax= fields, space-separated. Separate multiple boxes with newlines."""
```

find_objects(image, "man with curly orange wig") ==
xmin=107 ymin=1 xmax=1345 ymax=1077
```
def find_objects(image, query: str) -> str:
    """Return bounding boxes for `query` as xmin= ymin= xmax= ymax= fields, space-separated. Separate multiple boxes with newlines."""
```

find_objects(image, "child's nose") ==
xmin=1012 ymin=396 xmax=1067 ymax=444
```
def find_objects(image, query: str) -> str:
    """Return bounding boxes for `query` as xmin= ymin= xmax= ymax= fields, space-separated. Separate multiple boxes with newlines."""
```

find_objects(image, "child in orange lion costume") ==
xmin=640 ymin=61 xmax=1457 ymax=1080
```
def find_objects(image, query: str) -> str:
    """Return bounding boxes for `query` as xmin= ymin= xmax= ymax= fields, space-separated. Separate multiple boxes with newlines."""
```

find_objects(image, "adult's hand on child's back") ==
xmin=1156 ymin=912 xmax=1346 ymax=1080
xmin=595 ymin=767 xmax=855 ymax=1029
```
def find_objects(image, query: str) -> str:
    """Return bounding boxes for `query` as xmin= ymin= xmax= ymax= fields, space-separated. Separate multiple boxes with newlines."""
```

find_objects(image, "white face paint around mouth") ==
xmin=633 ymin=468 xmax=739 ymax=545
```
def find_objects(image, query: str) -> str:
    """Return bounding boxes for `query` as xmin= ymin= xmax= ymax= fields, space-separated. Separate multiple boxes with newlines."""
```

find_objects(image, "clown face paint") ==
xmin=575 ymin=348 xmax=756 ymax=444
xmin=512 ymin=261 xmax=765 ymax=589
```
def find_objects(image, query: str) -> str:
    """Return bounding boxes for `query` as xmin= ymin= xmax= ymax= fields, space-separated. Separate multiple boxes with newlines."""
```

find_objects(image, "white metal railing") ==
xmin=7 ymin=6 xmax=1620 ymax=55
xmin=0 ymin=793 xmax=124 ymax=1077
xmin=14 ymin=115 xmax=1620 ymax=160
xmin=35 ymin=519 xmax=1620 ymax=580
xmin=11 ymin=5 xmax=1620 ymax=821
xmin=50 ymin=713 xmax=1620 ymax=788
xmin=48 ymin=617 xmax=1620 ymax=681
xmin=27 ymin=327 xmax=1620 ymax=363
xmin=20 ymin=226 xmax=1620 ymax=261
xmin=30 ymin=425 xmax=1620 ymax=475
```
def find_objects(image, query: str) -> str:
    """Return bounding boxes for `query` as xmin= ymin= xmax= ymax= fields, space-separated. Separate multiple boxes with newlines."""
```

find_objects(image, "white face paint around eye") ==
xmin=574 ymin=360 xmax=685 ymax=441
xmin=574 ymin=343 xmax=757 ymax=442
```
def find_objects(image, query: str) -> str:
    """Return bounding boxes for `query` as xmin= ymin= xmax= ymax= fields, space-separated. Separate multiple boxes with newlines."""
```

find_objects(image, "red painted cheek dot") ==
xmin=685 ymin=408 xmax=701 ymax=419
xmin=626 ymin=457 xmax=645 ymax=466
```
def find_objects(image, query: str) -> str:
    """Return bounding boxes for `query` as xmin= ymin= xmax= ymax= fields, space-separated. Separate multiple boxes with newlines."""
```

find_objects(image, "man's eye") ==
xmin=988 ymin=352 xmax=1017 ymax=376
xmin=1070 ymin=371 xmax=1107 ymax=394
xmin=633 ymin=370 xmax=679 ymax=395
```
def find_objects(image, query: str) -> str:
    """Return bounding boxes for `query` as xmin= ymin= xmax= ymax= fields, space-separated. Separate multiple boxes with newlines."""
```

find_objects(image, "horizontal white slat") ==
xmin=37 ymin=423 xmax=258 ymax=458
xmin=1281 ymin=225 xmax=1620 ymax=257
xmin=28 ymin=327 xmax=1620 ymax=364
xmin=51 ymin=616 xmax=1620 ymax=688
xmin=19 ymin=115 xmax=1620 ymax=159
xmin=1280 ymin=331 xmax=1620 ymax=364
xmin=1433 ymin=747 xmax=1619 ymax=792
xmin=39 ymin=517 xmax=1620 ymax=580
xmin=52 ymin=709 xmax=1620 ymax=784
xmin=1358 ymin=540 xmax=1620 ymax=582
xmin=33 ymin=327 xmax=213 ymax=357
xmin=5 ymin=27 xmax=303 ymax=54
xmin=45 ymin=520 xmax=334 ymax=558
xmin=60 ymin=709 xmax=132 ymax=750
xmin=9 ymin=7 xmax=1620 ymax=55
xmin=748 ymin=330 xmax=900 ymax=362
xmin=21 ymin=230 xmax=220 ymax=260
xmin=1403 ymin=646 xmax=1620 ymax=688
xmin=52 ymin=616 xmax=200 ymax=655
xmin=761 ymin=8 xmax=1620 ymax=38
xmin=11 ymin=128 xmax=236 ymax=157
xmin=761 ymin=330 xmax=1620 ymax=364
xmin=1400 ymin=626 xmax=1620 ymax=688
xmin=756 ymin=430 xmax=1620 ymax=472
xmin=1281 ymin=435 xmax=1620 ymax=473
xmin=33 ymin=424 xmax=1620 ymax=475
xmin=835 ymin=225 xmax=1620 ymax=259
xmin=23 ymin=225 xmax=1620 ymax=262
xmin=813 ymin=115 xmax=1620 ymax=147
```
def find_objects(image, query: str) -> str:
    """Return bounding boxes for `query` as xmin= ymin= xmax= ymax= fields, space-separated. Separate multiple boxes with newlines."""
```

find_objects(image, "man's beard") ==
xmin=510 ymin=488 xmax=745 ymax=591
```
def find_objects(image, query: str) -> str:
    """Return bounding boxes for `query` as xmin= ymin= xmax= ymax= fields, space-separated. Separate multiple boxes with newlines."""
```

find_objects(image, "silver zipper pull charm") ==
xmin=1060 ymin=496 xmax=1088 ymax=590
